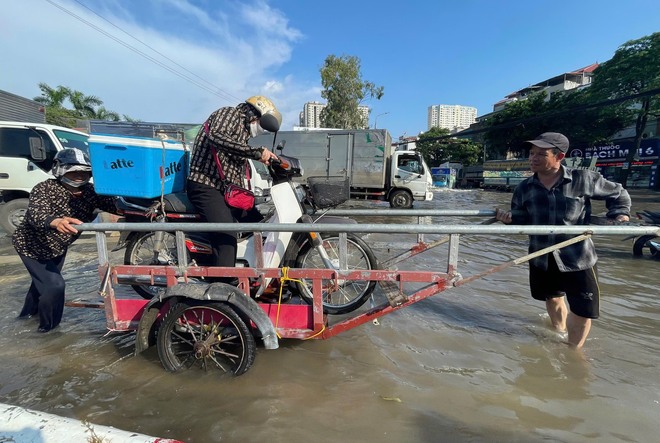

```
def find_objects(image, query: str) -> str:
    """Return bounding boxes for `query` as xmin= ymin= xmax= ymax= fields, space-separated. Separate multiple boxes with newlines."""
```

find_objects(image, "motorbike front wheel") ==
xmin=157 ymin=301 xmax=256 ymax=376
xmin=124 ymin=231 xmax=182 ymax=299
xmin=295 ymin=234 xmax=378 ymax=315
xmin=632 ymin=235 xmax=660 ymax=258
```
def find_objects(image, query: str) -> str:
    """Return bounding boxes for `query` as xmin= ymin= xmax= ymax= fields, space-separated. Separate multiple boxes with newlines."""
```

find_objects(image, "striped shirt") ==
xmin=510 ymin=166 xmax=631 ymax=271
xmin=12 ymin=179 xmax=117 ymax=260
xmin=187 ymin=105 xmax=264 ymax=189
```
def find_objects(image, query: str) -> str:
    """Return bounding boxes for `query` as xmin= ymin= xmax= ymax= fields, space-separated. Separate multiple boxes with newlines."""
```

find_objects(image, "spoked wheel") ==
xmin=157 ymin=301 xmax=256 ymax=376
xmin=632 ymin=235 xmax=660 ymax=259
xmin=124 ymin=231 xmax=183 ymax=299
xmin=295 ymin=234 xmax=378 ymax=315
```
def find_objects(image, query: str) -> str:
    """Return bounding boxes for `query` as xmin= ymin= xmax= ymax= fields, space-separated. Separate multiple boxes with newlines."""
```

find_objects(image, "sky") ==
xmin=1 ymin=0 xmax=659 ymax=140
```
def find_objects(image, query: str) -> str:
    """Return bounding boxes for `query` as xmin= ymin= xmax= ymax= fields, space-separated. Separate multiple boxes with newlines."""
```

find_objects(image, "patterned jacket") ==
xmin=510 ymin=166 xmax=631 ymax=271
xmin=187 ymin=104 xmax=265 ymax=189
xmin=12 ymin=179 xmax=117 ymax=260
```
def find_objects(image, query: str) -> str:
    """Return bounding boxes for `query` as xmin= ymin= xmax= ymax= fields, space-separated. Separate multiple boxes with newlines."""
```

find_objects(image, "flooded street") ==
xmin=0 ymin=189 xmax=659 ymax=443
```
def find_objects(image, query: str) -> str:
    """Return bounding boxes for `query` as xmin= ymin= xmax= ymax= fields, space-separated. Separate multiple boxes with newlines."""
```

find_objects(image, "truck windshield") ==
xmin=53 ymin=130 xmax=90 ymax=155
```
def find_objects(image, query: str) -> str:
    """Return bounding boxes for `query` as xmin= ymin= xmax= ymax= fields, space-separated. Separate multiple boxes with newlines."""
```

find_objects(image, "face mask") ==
xmin=60 ymin=176 xmax=90 ymax=188
xmin=249 ymin=120 xmax=267 ymax=137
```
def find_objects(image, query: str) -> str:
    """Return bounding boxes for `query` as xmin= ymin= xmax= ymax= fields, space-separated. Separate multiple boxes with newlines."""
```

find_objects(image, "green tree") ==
xmin=33 ymin=82 xmax=130 ymax=127
xmin=417 ymin=127 xmax=483 ymax=167
xmin=33 ymin=83 xmax=71 ymax=108
xmin=319 ymin=55 xmax=383 ymax=129
xmin=68 ymin=90 xmax=103 ymax=118
xmin=589 ymin=32 xmax=660 ymax=186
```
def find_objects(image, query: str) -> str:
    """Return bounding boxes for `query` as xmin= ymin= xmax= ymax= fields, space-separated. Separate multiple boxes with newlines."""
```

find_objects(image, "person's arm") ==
xmin=205 ymin=108 xmax=264 ymax=160
xmin=25 ymin=181 xmax=82 ymax=234
xmin=590 ymin=171 xmax=631 ymax=222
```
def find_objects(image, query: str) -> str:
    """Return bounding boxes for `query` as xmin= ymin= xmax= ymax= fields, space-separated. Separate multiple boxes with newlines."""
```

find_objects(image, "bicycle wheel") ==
xmin=157 ymin=301 xmax=256 ymax=376
xmin=295 ymin=234 xmax=378 ymax=315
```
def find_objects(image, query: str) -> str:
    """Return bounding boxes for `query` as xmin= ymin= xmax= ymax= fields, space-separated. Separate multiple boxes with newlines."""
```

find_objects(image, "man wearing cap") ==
xmin=495 ymin=132 xmax=631 ymax=349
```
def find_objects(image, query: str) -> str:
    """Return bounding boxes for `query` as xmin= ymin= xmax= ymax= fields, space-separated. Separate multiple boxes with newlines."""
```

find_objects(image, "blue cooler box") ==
xmin=89 ymin=134 xmax=190 ymax=198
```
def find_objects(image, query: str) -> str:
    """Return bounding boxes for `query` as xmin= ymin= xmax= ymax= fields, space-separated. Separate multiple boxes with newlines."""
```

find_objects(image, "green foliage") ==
xmin=417 ymin=126 xmax=483 ymax=167
xmin=33 ymin=82 xmax=131 ymax=127
xmin=319 ymin=55 xmax=383 ymax=129
xmin=481 ymin=31 xmax=659 ymax=186
xmin=589 ymin=32 xmax=660 ymax=185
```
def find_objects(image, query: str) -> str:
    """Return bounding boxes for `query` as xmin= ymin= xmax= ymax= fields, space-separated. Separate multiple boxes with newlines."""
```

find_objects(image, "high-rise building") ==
xmin=298 ymin=101 xmax=370 ymax=129
xmin=427 ymin=104 xmax=477 ymax=133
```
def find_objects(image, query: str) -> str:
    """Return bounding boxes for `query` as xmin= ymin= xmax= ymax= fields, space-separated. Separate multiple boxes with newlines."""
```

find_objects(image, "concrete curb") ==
xmin=0 ymin=403 xmax=183 ymax=443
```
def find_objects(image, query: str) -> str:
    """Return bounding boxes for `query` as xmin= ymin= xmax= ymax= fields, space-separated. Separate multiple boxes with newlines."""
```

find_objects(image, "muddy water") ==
xmin=0 ymin=189 xmax=659 ymax=443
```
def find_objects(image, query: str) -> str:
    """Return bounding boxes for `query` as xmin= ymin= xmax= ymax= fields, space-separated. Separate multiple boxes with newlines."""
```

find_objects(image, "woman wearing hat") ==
xmin=12 ymin=148 xmax=118 ymax=333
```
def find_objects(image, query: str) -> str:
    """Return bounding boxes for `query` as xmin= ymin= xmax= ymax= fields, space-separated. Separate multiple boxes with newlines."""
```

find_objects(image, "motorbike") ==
xmin=114 ymin=151 xmax=379 ymax=315
xmin=632 ymin=210 xmax=660 ymax=259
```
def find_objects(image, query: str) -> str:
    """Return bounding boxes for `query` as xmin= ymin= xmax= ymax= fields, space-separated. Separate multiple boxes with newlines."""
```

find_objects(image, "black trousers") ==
xmin=18 ymin=253 xmax=67 ymax=331
xmin=186 ymin=180 xmax=263 ymax=270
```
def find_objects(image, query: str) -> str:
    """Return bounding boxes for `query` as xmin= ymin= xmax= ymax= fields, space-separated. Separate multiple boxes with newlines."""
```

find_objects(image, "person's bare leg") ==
xmin=545 ymin=297 xmax=567 ymax=332
xmin=567 ymin=312 xmax=591 ymax=349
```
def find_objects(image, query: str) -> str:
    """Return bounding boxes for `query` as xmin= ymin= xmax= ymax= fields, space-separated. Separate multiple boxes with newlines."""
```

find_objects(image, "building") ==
xmin=427 ymin=104 xmax=477 ymax=133
xmin=298 ymin=101 xmax=370 ymax=129
xmin=492 ymin=63 xmax=598 ymax=112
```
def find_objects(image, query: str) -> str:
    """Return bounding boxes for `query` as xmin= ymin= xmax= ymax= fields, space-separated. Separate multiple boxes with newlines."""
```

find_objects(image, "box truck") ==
xmin=250 ymin=129 xmax=433 ymax=208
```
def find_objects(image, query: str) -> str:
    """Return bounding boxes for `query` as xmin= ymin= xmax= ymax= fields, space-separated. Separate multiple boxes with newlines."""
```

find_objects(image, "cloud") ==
xmin=0 ymin=0 xmax=317 ymax=128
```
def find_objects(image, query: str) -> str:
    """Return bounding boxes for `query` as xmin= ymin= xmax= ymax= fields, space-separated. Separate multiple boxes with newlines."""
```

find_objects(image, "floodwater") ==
xmin=0 ymin=189 xmax=659 ymax=443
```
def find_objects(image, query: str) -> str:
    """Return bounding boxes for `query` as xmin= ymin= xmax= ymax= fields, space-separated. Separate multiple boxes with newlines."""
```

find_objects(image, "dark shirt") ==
xmin=12 ymin=179 xmax=117 ymax=260
xmin=511 ymin=166 xmax=631 ymax=271
xmin=187 ymin=105 xmax=264 ymax=189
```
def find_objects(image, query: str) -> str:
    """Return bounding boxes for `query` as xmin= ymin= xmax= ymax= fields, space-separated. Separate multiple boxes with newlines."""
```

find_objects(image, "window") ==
xmin=0 ymin=128 xmax=58 ymax=170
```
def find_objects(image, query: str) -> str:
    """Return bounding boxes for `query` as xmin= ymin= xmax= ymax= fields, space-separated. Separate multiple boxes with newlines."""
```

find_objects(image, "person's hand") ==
xmin=609 ymin=214 xmax=630 ymax=225
xmin=259 ymin=147 xmax=278 ymax=165
xmin=495 ymin=208 xmax=512 ymax=224
xmin=51 ymin=217 xmax=83 ymax=234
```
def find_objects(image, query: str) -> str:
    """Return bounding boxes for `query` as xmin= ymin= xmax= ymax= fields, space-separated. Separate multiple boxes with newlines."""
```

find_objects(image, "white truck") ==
xmin=0 ymin=121 xmax=91 ymax=234
xmin=250 ymin=129 xmax=433 ymax=208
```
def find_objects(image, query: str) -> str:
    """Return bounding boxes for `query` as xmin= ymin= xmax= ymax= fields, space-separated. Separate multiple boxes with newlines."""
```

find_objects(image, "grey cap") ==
xmin=524 ymin=132 xmax=569 ymax=153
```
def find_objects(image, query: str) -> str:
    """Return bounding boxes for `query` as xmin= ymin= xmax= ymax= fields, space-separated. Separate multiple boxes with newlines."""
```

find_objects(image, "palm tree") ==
xmin=33 ymin=83 xmax=71 ymax=108
xmin=68 ymin=90 xmax=103 ymax=118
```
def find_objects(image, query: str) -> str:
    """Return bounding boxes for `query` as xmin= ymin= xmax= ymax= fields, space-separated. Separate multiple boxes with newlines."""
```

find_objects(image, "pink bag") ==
xmin=223 ymin=182 xmax=255 ymax=211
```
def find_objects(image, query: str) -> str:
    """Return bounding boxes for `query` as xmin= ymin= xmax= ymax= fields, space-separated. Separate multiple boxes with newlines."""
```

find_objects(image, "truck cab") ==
xmin=0 ymin=121 xmax=90 ymax=233
xmin=389 ymin=150 xmax=434 ymax=208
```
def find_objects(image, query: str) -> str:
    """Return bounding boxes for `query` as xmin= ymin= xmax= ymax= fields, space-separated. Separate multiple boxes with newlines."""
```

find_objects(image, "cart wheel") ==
xmin=295 ymin=234 xmax=378 ymax=315
xmin=632 ymin=235 xmax=660 ymax=258
xmin=157 ymin=301 xmax=256 ymax=376
xmin=125 ymin=231 xmax=182 ymax=299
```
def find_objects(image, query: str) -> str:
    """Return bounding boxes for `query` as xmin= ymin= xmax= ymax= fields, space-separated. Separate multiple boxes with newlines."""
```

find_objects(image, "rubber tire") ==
xmin=157 ymin=301 xmax=256 ymax=376
xmin=124 ymin=231 xmax=181 ymax=299
xmin=632 ymin=235 xmax=660 ymax=258
xmin=295 ymin=233 xmax=378 ymax=315
xmin=0 ymin=198 xmax=29 ymax=234
xmin=389 ymin=190 xmax=413 ymax=209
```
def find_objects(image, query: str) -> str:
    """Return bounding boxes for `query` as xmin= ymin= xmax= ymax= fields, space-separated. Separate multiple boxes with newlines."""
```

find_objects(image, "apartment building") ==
xmin=427 ymin=104 xmax=477 ymax=133
xmin=492 ymin=63 xmax=598 ymax=112
xmin=298 ymin=101 xmax=370 ymax=129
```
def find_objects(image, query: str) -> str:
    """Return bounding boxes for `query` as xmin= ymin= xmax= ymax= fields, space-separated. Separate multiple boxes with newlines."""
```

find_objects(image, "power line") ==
xmin=45 ymin=0 xmax=241 ymax=104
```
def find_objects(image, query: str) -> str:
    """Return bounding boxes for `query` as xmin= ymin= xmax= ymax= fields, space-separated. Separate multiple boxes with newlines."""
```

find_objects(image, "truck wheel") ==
xmin=389 ymin=190 xmax=413 ymax=209
xmin=0 ymin=198 xmax=29 ymax=234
